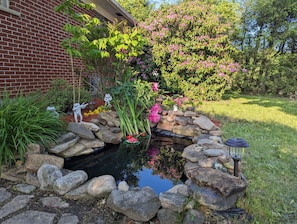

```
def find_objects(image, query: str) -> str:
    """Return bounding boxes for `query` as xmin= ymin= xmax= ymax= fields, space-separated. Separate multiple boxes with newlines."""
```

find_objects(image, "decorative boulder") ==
xmin=107 ymin=187 xmax=161 ymax=222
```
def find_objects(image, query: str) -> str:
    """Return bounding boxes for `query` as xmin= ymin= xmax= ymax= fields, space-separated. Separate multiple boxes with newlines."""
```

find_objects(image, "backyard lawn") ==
xmin=198 ymin=94 xmax=297 ymax=223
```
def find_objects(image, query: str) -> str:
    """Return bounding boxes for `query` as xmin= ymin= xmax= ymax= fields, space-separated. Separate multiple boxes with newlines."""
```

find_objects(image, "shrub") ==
xmin=0 ymin=92 xmax=65 ymax=172
xmin=140 ymin=0 xmax=242 ymax=101
xmin=44 ymin=79 xmax=91 ymax=113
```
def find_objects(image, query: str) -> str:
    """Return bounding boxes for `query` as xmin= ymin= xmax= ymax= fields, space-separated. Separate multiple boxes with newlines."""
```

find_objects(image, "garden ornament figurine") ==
xmin=104 ymin=93 xmax=112 ymax=107
xmin=73 ymin=103 xmax=88 ymax=123
xmin=46 ymin=106 xmax=59 ymax=117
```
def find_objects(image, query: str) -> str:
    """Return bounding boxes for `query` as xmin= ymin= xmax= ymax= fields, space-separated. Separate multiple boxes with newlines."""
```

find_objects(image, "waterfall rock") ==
xmin=67 ymin=122 xmax=95 ymax=140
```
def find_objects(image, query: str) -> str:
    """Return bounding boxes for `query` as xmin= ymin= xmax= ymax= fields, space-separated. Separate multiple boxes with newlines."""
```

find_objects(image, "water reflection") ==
xmin=64 ymin=134 xmax=192 ymax=194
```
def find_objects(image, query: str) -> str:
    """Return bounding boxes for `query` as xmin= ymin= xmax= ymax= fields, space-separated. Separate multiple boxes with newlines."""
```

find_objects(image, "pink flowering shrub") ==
xmin=140 ymin=1 xmax=244 ymax=100
xmin=148 ymin=103 xmax=162 ymax=123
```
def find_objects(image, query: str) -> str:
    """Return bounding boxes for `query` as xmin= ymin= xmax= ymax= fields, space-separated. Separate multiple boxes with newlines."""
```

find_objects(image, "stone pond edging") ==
xmin=1 ymin=109 xmax=249 ymax=223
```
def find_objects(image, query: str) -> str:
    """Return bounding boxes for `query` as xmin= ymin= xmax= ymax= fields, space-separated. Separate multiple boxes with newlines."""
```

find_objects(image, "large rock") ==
xmin=37 ymin=163 xmax=63 ymax=191
xmin=188 ymin=184 xmax=244 ymax=211
xmin=159 ymin=192 xmax=187 ymax=212
xmin=156 ymin=118 xmax=175 ymax=131
xmin=175 ymin=116 xmax=189 ymax=126
xmin=87 ymin=175 xmax=117 ymax=197
xmin=65 ymin=180 xmax=94 ymax=201
xmin=197 ymin=138 xmax=227 ymax=149
xmin=95 ymin=128 xmax=123 ymax=144
xmin=193 ymin=115 xmax=219 ymax=131
xmin=25 ymin=154 xmax=64 ymax=173
xmin=56 ymin=132 xmax=77 ymax=144
xmin=81 ymin=121 xmax=100 ymax=132
xmin=67 ymin=122 xmax=95 ymax=140
xmin=53 ymin=170 xmax=88 ymax=195
xmin=58 ymin=143 xmax=93 ymax=158
xmin=187 ymin=168 xmax=247 ymax=197
xmin=107 ymin=187 xmax=161 ymax=222
xmin=98 ymin=112 xmax=120 ymax=127
xmin=173 ymin=125 xmax=201 ymax=137
xmin=79 ymin=139 xmax=105 ymax=148
xmin=157 ymin=208 xmax=178 ymax=224
xmin=167 ymin=184 xmax=189 ymax=197
xmin=183 ymin=209 xmax=205 ymax=224
xmin=182 ymin=144 xmax=204 ymax=162
xmin=48 ymin=135 xmax=80 ymax=154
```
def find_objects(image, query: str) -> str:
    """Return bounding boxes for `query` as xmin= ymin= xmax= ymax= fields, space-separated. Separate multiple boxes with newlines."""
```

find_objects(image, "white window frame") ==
xmin=0 ymin=0 xmax=21 ymax=16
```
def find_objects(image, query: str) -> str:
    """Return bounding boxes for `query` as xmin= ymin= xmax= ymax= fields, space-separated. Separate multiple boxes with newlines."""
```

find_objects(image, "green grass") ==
xmin=198 ymin=94 xmax=297 ymax=224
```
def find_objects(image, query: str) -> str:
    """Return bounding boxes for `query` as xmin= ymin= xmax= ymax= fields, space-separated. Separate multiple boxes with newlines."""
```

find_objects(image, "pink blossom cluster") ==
xmin=152 ymin=82 xmax=159 ymax=91
xmin=173 ymin=97 xmax=188 ymax=107
xmin=148 ymin=103 xmax=162 ymax=123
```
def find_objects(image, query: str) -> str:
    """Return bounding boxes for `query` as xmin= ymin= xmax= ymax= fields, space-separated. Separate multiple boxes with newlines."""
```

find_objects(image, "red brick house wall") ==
xmin=0 ymin=0 xmax=102 ymax=96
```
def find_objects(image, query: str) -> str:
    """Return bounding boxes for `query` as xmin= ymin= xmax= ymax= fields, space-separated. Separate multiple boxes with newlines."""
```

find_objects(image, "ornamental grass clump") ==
xmin=0 ymin=93 xmax=65 ymax=172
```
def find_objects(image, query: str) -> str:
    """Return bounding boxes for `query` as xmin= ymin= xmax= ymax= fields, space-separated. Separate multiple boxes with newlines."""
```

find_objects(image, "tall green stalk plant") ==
xmin=0 ymin=93 xmax=64 ymax=173
xmin=110 ymin=80 xmax=156 ymax=137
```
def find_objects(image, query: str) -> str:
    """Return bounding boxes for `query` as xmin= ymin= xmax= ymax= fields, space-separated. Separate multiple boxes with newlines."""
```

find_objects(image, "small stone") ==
xmin=41 ymin=197 xmax=69 ymax=208
xmin=15 ymin=184 xmax=36 ymax=194
xmin=0 ymin=195 xmax=34 ymax=219
xmin=1 ymin=211 xmax=56 ymax=224
xmin=58 ymin=213 xmax=79 ymax=224
xmin=118 ymin=181 xmax=129 ymax=192
xmin=0 ymin=188 xmax=12 ymax=203
xmin=203 ymin=149 xmax=226 ymax=157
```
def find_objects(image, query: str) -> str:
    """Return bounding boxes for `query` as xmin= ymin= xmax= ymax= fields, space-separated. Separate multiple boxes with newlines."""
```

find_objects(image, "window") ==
xmin=0 ymin=0 xmax=21 ymax=16
xmin=0 ymin=0 xmax=9 ymax=8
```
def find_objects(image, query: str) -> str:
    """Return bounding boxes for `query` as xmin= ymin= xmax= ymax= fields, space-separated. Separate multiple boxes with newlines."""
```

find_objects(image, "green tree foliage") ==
xmin=55 ymin=1 xmax=146 ymax=96
xmin=232 ymin=0 xmax=297 ymax=96
xmin=140 ymin=0 xmax=243 ymax=101
xmin=117 ymin=0 xmax=154 ymax=21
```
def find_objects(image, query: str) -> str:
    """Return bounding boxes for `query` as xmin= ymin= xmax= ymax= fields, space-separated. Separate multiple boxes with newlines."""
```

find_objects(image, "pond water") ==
xmin=64 ymin=133 xmax=193 ymax=194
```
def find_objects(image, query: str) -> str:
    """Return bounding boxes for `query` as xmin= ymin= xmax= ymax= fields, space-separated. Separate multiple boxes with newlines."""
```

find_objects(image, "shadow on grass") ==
xmin=230 ymin=94 xmax=297 ymax=117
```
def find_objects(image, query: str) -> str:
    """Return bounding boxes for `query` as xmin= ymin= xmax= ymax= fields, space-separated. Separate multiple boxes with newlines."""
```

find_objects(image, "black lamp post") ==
xmin=225 ymin=138 xmax=249 ymax=177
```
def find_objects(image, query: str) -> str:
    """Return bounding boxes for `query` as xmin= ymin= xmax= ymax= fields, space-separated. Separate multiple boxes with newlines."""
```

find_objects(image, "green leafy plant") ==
xmin=44 ymin=79 xmax=91 ymax=112
xmin=0 ymin=92 xmax=65 ymax=172
xmin=110 ymin=80 xmax=156 ymax=137
xmin=55 ymin=1 xmax=146 ymax=98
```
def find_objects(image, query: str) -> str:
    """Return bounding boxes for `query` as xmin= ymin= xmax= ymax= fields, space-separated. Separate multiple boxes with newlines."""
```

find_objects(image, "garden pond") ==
xmin=64 ymin=132 xmax=193 ymax=194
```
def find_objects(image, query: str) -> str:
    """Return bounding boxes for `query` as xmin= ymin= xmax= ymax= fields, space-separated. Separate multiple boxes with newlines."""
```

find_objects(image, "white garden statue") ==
xmin=46 ymin=106 xmax=59 ymax=117
xmin=73 ymin=103 xmax=88 ymax=123
xmin=104 ymin=93 xmax=112 ymax=107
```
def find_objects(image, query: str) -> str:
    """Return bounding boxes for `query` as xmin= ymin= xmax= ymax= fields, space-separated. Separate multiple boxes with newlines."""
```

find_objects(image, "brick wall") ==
xmin=0 ymin=0 xmax=101 ymax=96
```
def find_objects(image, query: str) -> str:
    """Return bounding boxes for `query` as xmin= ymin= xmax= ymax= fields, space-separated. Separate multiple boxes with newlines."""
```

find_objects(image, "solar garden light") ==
xmin=225 ymin=138 xmax=250 ymax=177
